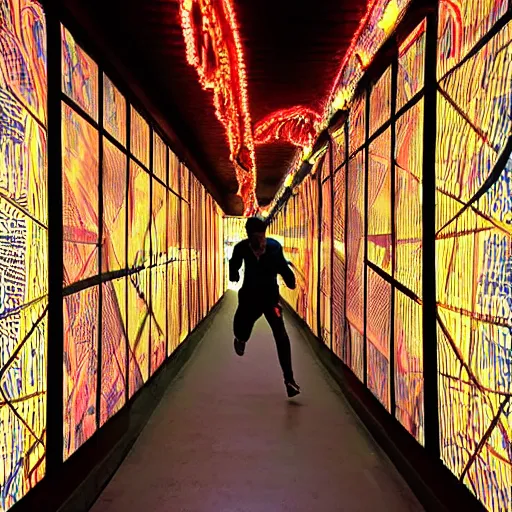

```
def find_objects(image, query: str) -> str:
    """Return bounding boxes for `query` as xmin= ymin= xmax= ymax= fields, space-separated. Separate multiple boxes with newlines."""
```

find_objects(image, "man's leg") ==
xmin=233 ymin=301 xmax=261 ymax=356
xmin=263 ymin=304 xmax=300 ymax=396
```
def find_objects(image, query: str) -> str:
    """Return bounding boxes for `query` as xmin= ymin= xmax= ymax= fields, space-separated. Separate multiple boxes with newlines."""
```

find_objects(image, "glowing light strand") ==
xmin=180 ymin=0 xmax=258 ymax=215
xmin=254 ymin=106 xmax=322 ymax=149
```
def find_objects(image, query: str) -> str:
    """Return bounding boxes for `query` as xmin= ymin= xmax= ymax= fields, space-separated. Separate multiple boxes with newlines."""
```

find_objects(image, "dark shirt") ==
xmin=229 ymin=238 xmax=296 ymax=305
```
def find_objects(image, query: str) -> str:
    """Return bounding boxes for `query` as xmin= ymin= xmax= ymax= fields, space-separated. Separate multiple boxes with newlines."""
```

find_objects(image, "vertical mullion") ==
xmin=390 ymin=57 xmax=398 ymax=417
xmin=46 ymin=9 xmax=64 ymax=474
xmin=363 ymin=86 xmax=370 ymax=387
xmin=96 ymin=69 xmax=104 ymax=428
xmin=422 ymin=7 xmax=440 ymax=458
xmin=148 ymin=129 xmax=153 ymax=379
xmin=125 ymin=105 xmax=131 ymax=402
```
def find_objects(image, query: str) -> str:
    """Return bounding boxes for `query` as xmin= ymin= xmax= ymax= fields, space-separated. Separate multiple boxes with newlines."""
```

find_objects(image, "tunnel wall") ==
xmin=269 ymin=3 xmax=511 ymax=511
xmin=0 ymin=1 xmax=225 ymax=510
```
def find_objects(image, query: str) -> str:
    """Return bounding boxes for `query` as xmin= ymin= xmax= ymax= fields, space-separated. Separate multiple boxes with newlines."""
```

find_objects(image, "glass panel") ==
xmin=369 ymin=66 xmax=391 ymax=134
xmin=130 ymin=106 xmax=149 ymax=167
xmin=128 ymin=160 xmax=150 ymax=269
xmin=397 ymin=20 xmax=426 ymax=109
xmin=366 ymin=268 xmax=391 ymax=411
xmin=367 ymin=128 xmax=392 ymax=274
xmin=103 ymin=74 xmax=126 ymax=146
xmin=61 ymin=26 xmax=98 ymax=120
xmin=100 ymin=277 xmax=126 ymax=425
xmin=0 ymin=2 xmax=48 ymax=499
xmin=102 ymin=138 xmax=126 ymax=272
xmin=348 ymin=94 xmax=365 ymax=155
xmin=394 ymin=291 xmax=423 ymax=444
xmin=63 ymin=286 xmax=98 ymax=459
xmin=62 ymin=104 xmax=99 ymax=286
xmin=153 ymin=132 xmax=166 ymax=183
xmin=395 ymin=100 xmax=423 ymax=298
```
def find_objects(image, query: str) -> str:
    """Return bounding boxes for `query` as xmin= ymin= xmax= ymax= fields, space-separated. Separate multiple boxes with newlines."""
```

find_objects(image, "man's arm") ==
xmin=277 ymin=244 xmax=296 ymax=290
xmin=229 ymin=242 xmax=243 ymax=282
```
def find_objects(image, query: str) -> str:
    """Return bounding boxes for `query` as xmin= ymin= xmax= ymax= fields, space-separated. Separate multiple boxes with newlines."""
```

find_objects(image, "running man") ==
xmin=229 ymin=217 xmax=301 ymax=398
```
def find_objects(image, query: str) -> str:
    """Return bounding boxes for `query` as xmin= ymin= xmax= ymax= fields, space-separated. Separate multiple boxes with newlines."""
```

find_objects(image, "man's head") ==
xmin=246 ymin=216 xmax=267 ymax=255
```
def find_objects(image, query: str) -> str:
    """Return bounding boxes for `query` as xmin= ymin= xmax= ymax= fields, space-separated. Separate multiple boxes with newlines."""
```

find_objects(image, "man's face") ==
xmin=249 ymin=231 xmax=267 ymax=255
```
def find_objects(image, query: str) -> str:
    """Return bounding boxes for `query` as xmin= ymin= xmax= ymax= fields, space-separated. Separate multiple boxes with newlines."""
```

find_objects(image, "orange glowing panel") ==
xmin=130 ymin=107 xmax=149 ymax=168
xmin=62 ymin=104 xmax=99 ymax=286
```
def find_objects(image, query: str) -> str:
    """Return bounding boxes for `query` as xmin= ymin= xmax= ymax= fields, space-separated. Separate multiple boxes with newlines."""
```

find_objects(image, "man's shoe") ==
xmin=285 ymin=380 xmax=301 ymax=398
xmin=234 ymin=338 xmax=246 ymax=356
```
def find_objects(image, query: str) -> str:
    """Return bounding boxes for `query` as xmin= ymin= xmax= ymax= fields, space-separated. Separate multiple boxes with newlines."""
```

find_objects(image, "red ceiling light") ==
xmin=180 ymin=0 xmax=258 ymax=215
xmin=254 ymin=106 xmax=321 ymax=149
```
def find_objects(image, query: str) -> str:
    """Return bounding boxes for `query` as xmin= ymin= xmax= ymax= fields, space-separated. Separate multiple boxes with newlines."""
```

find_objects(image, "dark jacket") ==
xmin=229 ymin=238 xmax=296 ymax=305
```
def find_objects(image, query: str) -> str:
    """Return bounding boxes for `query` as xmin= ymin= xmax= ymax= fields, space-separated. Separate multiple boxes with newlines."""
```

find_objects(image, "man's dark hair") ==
xmin=245 ymin=216 xmax=267 ymax=235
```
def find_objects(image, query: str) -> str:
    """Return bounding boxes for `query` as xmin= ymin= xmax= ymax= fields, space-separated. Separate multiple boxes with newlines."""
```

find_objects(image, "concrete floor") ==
xmin=91 ymin=292 xmax=423 ymax=512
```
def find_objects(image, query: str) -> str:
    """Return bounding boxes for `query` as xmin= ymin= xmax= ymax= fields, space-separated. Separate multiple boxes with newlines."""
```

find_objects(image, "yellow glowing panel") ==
xmin=153 ymin=132 xmax=167 ymax=183
xmin=128 ymin=160 xmax=150 ymax=269
xmin=103 ymin=74 xmax=126 ymax=146
xmin=130 ymin=106 xmax=149 ymax=167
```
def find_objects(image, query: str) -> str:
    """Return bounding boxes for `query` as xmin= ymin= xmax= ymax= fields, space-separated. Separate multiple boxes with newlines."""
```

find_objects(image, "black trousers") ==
xmin=233 ymin=300 xmax=294 ymax=382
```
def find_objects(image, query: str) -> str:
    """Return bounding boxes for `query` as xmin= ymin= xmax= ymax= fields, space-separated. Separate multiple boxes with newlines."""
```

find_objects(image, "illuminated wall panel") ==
xmin=0 ymin=1 xmax=48 ymax=503
xmin=169 ymin=150 xmax=179 ymax=194
xmin=102 ymin=138 xmax=126 ymax=272
xmin=127 ymin=268 xmax=150 ymax=396
xmin=332 ymin=164 xmax=346 ymax=360
xmin=100 ymin=278 xmax=126 ymax=425
xmin=130 ymin=107 xmax=149 ymax=168
xmin=223 ymin=216 xmax=246 ymax=291
xmin=366 ymin=268 xmax=391 ymax=410
xmin=62 ymin=104 xmax=99 ymax=286
xmin=369 ymin=66 xmax=391 ymax=135
xmin=367 ymin=129 xmax=391 ymax=274
xmin=167 ymin=191 xmax=180 ymax=354
xmin=348 ymin=94 xmax=365 ymax=154
xmin=61 ymin=27 xmax=98 ymax=121
xmin=150 ymin=264 xmax=166 ymax=373
xmin=320 ymin=172 xmax=332 ymax=347
xmin=397 ymin=20 xmax=425 ymax=110
xmin=63 ymin=286 xmax=98 ymax=459
xmin=153 ymin=132 xmax=167 ymax=184
xmin=103 ymin=75 xmax=126 ymax=146
xmin=128 ymin=161 xmax=150 ymax=269
xmin=346 ymin=150 xmax=365 ymax=380
xmin=436 ymin=19 xmax=512 ymax=510
xmin=180 ymin=199 xmax=190 ymax=341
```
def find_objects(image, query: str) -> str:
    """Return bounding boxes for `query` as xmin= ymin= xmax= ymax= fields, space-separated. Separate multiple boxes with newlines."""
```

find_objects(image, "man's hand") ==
xmin=229 ymin=270 xmax=240 ymax=283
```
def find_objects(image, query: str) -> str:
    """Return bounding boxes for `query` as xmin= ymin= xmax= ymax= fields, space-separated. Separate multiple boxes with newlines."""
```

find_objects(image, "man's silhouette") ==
xmin=229 ymin=217 xmax=300 ymax=397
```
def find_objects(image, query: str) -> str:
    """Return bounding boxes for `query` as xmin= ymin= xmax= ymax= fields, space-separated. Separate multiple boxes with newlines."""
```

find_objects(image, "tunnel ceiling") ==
xmin=63 ymin=0 xmax=367 ymax=215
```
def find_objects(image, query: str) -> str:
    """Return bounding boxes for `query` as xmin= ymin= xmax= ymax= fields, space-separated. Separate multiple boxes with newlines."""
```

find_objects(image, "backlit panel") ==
xmin=103 ymin=74 xmax=126 ymax=146
xmin=169 ymin=150 xmax=179 ymax=193
xmin=61 ymin=27 xmax=98 ymax=120
xmin=0 ymin=2 xmax=48 ymax=503
xmin=367 ymin=128 xmax=391 ymax=274
xmin=167 ymin=191 xmax=180 ymax=354
xmin=366 ymin=267 xmax=391 ymax=410
xmin=332 ymin=164 xmax=346 ymax=360
xmin=63 ymin=286 xmax=98 ymax=459
xmin=436 ymin=19 xmax=512 ymax=511
xmin=128 ymin=268 xmax=149 ymax=396
xmin=102 ymin=138 xmax=126 ymax=272
xmin=153 ymin=132 xmax=166 ymax=183
xmin=346 ymin=150 xmax=365 ymax=380
xmin=395 ymin=101 xmax=423 ymax=298
xmin=62 ymin=104 xmax=99 ymax=286
xmin=397 ymin=20 xmax=426 ymax=109
xmin=394 ymin=291 xmax=423 ymax=443
xmin=348 ymin=94 xmax=365 ymax=155
xmin=128 ymin=161 xmax=150 ymax=269
xmin=320 ymin=176 xmax=332 ymax=346
xmin=100 ymin=278 xmax=126 ymax=425
xmin=130 ymin=107 xmax=149 ymax=168
xmin=369 ymin=66 xmax=391 ymax=134
xmin=150 ymin=264 xmax=166 ymax=374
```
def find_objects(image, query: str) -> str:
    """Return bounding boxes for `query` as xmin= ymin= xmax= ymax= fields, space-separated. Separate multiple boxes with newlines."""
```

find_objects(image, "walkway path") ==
xmin=91 ymin=292 xmax=423 ymax=512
